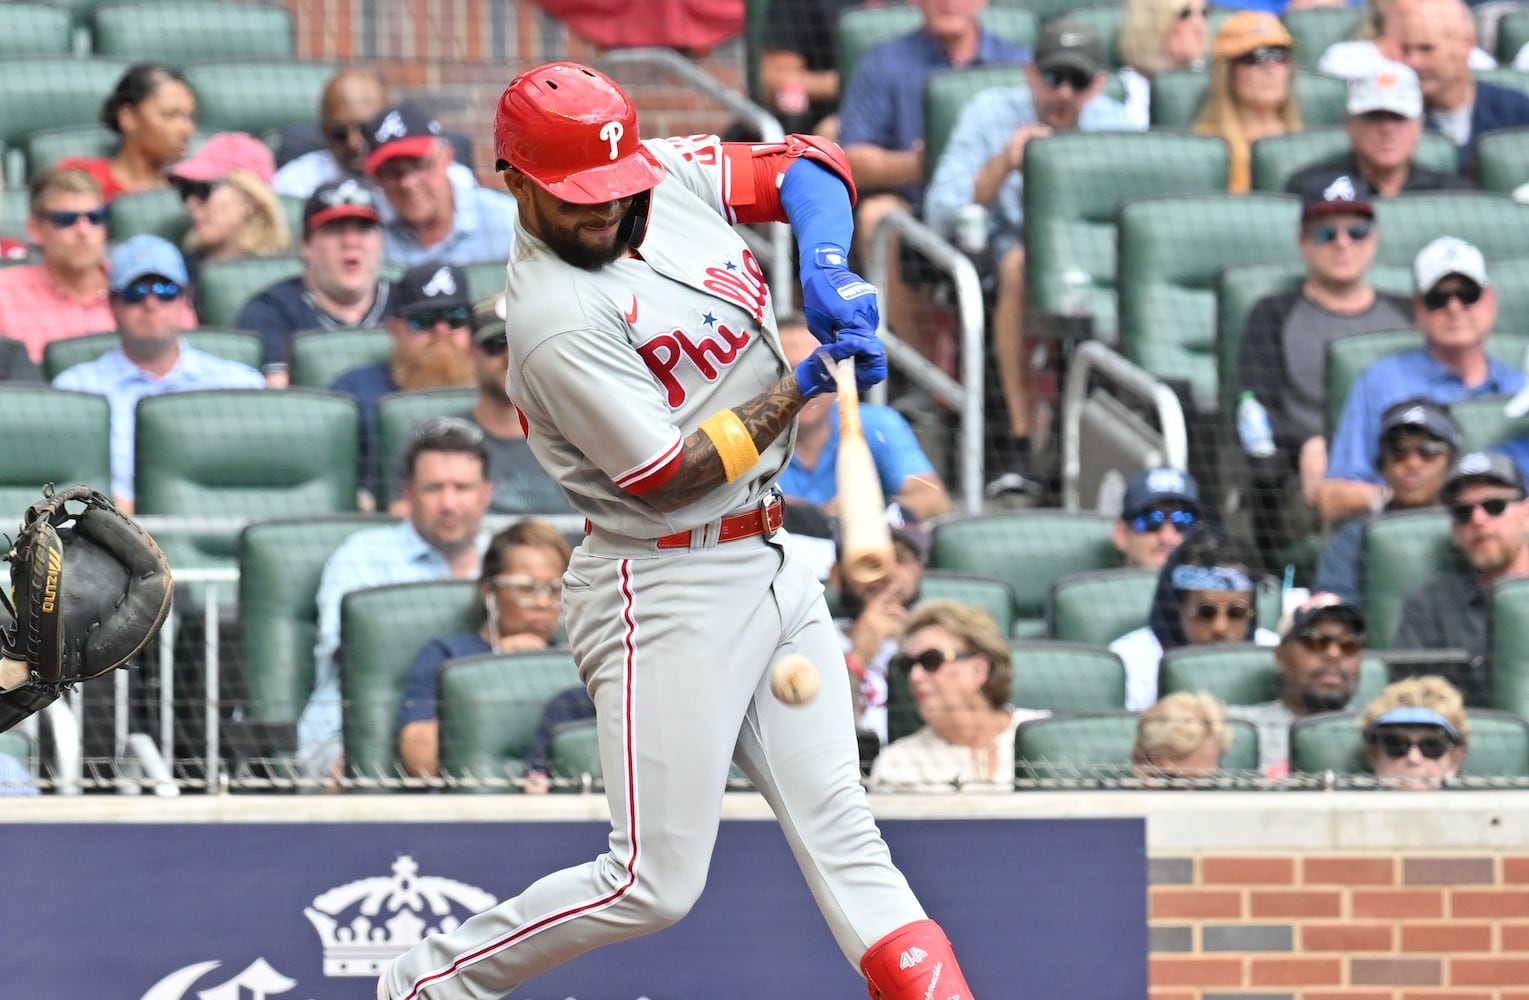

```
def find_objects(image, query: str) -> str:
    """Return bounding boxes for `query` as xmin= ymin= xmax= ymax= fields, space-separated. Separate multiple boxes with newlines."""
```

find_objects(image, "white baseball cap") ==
xmin=1347 ymin=60 xmax=1423 ymax=119
xmin=1413 ymin=236 xmax=1490 ymax=294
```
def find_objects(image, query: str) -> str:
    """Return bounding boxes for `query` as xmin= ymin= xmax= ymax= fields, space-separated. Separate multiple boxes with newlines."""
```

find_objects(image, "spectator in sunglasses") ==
xmin=1231 ymin=593 xmax=1367 ymax=776
xmin=1321 ymin=237 xmax=1521 ymax=524
xmin=462 ymin=293 xmax=571 ymax=517
xmin=1117 ymin=0 xmax=1208 ymax=129
xmin=1358 ymin=675 xmax=1469 ymax=788
xmin=1113 ymin=467 xmax=1202 ymax=571
xmin=1319 ymin=0 xmax=1496 ymax=84
xmin=868 ymin=600 xmax=1047 ymax=793
xmin=236 ymin=179 xmax=395 ymax=386
xmin=397 ymin=518 xmax=573 ymax=783
xmin=52 ymin=235 xmax=263 ymax=511
xmin=1238 ymin=174 xmax=1412 ymax=565
xmin=1391 ymin=452 xmax=1529 ymax=705
xmin=1195 ymin=12 xmax=1301 ymax=193
xmin=835 ymin=518 xmax=929 ymax=747
xmin=1315 ymin=398 xmax=1459 ymax=604
xmin=1111 ymin=525 xmax=1278 ymax=711
xmin=924 ymin=19 xmax=1139 ymax=501
xmin=1132 ymin=691 xmax=1230 ymax=786
xmin=167 ymin=132 xmax=289 ymax=284
xmin=330 ymin=261 xmax=476 ymax=504
xmin=58 ymin=62 xmax=195 ymax=202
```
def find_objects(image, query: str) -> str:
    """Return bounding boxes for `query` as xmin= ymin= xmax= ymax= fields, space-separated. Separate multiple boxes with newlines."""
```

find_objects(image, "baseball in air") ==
xmin=770 ymin=654 xmax=821 ymax=705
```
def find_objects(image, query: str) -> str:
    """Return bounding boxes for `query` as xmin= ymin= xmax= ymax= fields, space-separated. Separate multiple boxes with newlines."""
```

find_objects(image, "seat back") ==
xmin=288 ymin=327 xmax=393 ymax=388
xmin=0 ymin=189 xmax=26 ymax=242
xmin=1015 ymin=710 xmax=1259 ymax=782
xmin=1047 ymin=566 xmax=1158 ymax=645
xmin=1451 ymin=395 xmax=1529 ymax=454
xmin=1149 ymin=70 xmax=1347 ymax=129
xmin=1159 ymin=642 xmax=1389 ymax=706
xmin=1010 ymin=641 xmax=1127 ymax=711
xmin=0 ymin=56 xmax=130 ymax=152
xmin=1483 ymin=256 xmax=1529 ymax=336
xmin=436 ymin=649 xmax=584 ymax=791
xmin=1475 ymin=67 xmax=1529 ymax=98
xmin=1360 ymin=509 xmax=1458 ymax=646
xmin=1491 ymin=577 xmax=1529 ymax=718
xmin=27 ymin=124 xmax=118 ymax=179
xmin=1118 ymin=192 xmax=1301 ymax=410
xmin=195 ymin=255 xmax=304 ymax=327
xmin=1501 ymin=10 xmax=1529 ymax=63
xmin=1025 ymin=131 xmax=1229 ymax=337
xmin=108 ymin=186 xmax=189 ymax=243
xmin=1282 ymin=6 xmax=1364 ymax=70
xmin=1370 ymin=192 xmax=1529 ymax=268
xmin=183 ymin=59 xmax=337 ymax=136
xmin=837 ymin=6 xmax=1035 ymax=83
xmin=0 ymin=3 xmax=75 ymax=57
xmin=1325 ymin=330 xmax=1529 ymax=434
xmin=341 ymin=579 xmax=483 ymax=781
xmin=44 ymin=329 xmax=263 ymax=381
xmin=238 ymin=514 xmax=393 ymax=726
xmin=924 ymin=66 xmax=1021 ymax=186
xmin=92 ymin=0 xmax=294 ymax=62
xmin=1062 ymin=6 xmax=1123 ymax=70
xmin=374 ymin=388 xmax=478 ymax=506
xmin=1289 ymin=709 xmax=1529 ymax=777
xmin=1250 ymin=128 xmax=1461 ymax=192
xmin=1473 ymin=126 xmax=1529 ymax=194
xmin=0 ymin=386 xmax=111 ymax=523
xmin=928 ymin=511 xmax=1119 ymax=632
xmin=916 ymin=570 xmax=1017 ymax=638
xmin=548 ymin=718 xmax=602 ymax=787
xmin=460 ymin=258 xmax=509 ymax=304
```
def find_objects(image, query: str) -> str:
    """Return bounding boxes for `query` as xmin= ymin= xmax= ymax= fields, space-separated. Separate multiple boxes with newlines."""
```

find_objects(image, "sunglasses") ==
xmin=492 ymin=574 xmax=561 ymax=606
xmin=117 ymin=279 xmax=183 ymax=304
xmin=413 ymin=415 xmax=484 ymax=444
xmin=477 ymin=333 xmax=509 ymax=356
xmin=171 ymin=176 xmax=223 ymax=203
xmin=406 ymin=306 xmax=472 ymax=332
xmin=1294 ymin=630 xmax=1363 ymax=656
xmin=1308 ymin=222 xmax=1372 ymax=245
xmin=1188 ymin=601 xmax=1254 ymax=623
xmin=1235 ymin=46 xmax=1291 ymax=66
xmin=1130 ymin=508 xmax=1197 ymax=534
xmin=1369 ymin=731 xmax=1455 ymax=760
xmin=1422 ymin=283 xmax=1483 ymax=311
xmin=1177 ymin=4 xmax=1205 ymax=17
xmin=1041 ymin=67 xmax=1094 ymax=91
xmin=1449 ymin=497 xmax=1515 ymax=524
xmin=323 ymin=121 xmax=367 ymax=145
xmin=890 ymin=649 xmax=972 ymax=675
xmin=42 ymin=207 xmax=107 ymax=229
xmin=1382 ymin=438 xmax=1450 ymax=463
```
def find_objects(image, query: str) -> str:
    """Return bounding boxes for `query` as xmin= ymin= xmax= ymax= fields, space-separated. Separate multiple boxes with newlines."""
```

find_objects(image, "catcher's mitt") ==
xmin=0 ymin=485 xmax=172 ymax=733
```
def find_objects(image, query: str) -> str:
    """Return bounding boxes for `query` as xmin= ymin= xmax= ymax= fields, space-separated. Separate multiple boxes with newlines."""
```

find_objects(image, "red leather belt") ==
xmin=585 ymin=495 xmax=784 ymax=549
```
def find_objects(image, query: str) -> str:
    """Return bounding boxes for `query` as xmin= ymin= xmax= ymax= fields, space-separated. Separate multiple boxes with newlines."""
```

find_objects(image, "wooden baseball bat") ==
xmin=833 ymin=358 xmax=895 ymax=589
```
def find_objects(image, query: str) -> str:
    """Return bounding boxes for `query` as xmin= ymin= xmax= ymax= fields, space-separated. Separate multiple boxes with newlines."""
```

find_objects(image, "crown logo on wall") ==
xmin=303 ymin=856 xmax=499 ymax=977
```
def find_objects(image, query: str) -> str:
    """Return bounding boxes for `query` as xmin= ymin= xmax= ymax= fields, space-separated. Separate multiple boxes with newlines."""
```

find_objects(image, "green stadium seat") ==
xmin=1360 ymin=508 xmax=1457 ymax=647
xmin=1014 ymin=710 xmax=1259 ymax=783
xmin=1475 ymin=67 xmax=1529 ymax=99
xmin=1483 ymin=256 xmax=1529 ymax=337
xmin=1294 ymin=71 xmax=1352 ymax=127
xmin=107 ymin=187 xmax=188 ymax=243
xmin=340 ymin=579 xmax=481 ymax=782
xmin=92 ymin=0 xmax=294 ymax=63
xmin=1025 ymin=131 xmax=1229 ymax=339
xmin=1063 ymin=5 xmax=1123 ymax=70
xmin=1370 ymin=192 xmax=1529 ymax=268
xmin=0 ymin=730 xmax=33 ymax=775
xmin=743 ymin=0 xmax=771 ymax=103
xmin=374 ymin=388 xmax=477 ymax=507
xmin=1474 ymin=127 xmax=1529 ymax=195
xmin=1047 ymin=566 xmax=1158 ymax=645
xmin=1325 ymin=330 xmax=1529 ymax=435
xmin=1118 ymin=192 xmax=1301 ymax=411
xmin=461 ymin=258 xmax=508 ymax=303
xmin=183 ymin=59 xmax=337 ymax=136
xmin=1148 ymin=70 xmax=1347 ymax=130
xmin=928 ymin=510 xmax=1119 ymax=638
xmin=0 ymin=56 xmax=130 ymax=169
xmin=27 ymin=124 xmax=116 ymax=180
xmin=0 ymin=188 xmax=26 ymax=242
xmin=1491 ymin=578 xmax=1529 ymax=719
xmin=0 ymin=386 xmax=111 ymax=523
xmin=1289 ymin=708 xmax=1529 ymax=777
xmin=1500 ymin=10 xmax=1529 ymax=64
xmin=0 ymin=3 xmax=75 ymax=56
xmin=288 ymin=327 xmax=392 ymax=388
xmin=134 ymin=389 xmax=360 ymax=611
xmin=436 ymin=650 xmax=584 ymax=792
xmin=923 ymin=66 xmax=1019 ymax=187
xmin=1159 ymin=642 xmax=1389 ymax=706
xmin=1450 ymin=395 xmax=1529 ymax=454
xmin=44 ymin=328 xmax=265 ymax=381
xmin=1010 ymin=640 xmax=1127 ymax=711
xmin=196 ymin=255 xmax=304 ymax=327
xmin=1250 ymin=128 xmax=1461 ymax=192
xmin=1281 ymin=6 xmax=1363 ymax=70
xmin=916 ymin=570 xmax=1018 ymax=638
xmin=547 ymin=718 xmax=602 ymax=788
xmin=994 ymin=0 xmax=1108 ymax=29
xmin=238 ymin=514 xmax=393 ymax=732
xmin=838 ymin=6 xmax=1036 ymax=84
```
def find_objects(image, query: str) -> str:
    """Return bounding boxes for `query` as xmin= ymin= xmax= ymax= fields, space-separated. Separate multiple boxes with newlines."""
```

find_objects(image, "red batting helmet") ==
xmin=495 ymin=62 xmax=666 ymax=205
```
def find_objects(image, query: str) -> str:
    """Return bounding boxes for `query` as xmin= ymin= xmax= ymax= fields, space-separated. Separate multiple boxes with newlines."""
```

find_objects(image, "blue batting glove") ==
xmin=794 ymin=332 xmax=888 ymax=399
xmin=801 ymin=245 xmax=880 ymax=344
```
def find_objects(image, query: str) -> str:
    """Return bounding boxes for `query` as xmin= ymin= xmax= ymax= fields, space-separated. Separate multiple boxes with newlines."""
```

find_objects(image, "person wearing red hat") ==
xmin=377 ymin=62 xmax=974 ymax=1000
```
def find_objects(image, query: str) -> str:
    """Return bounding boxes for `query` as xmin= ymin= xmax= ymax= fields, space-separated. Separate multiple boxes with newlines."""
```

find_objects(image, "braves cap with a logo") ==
xmin=391 ymin=263 xmax=471 ymax=318
xmin=1120 ymin=467 xmax=1200 ymax=520
xmin=1377 ymin=398 xmax=1461 ymax=456
xmin=302 ymin=178 xmax=382 ymax=235
xmin=364 ymin=102 xmax=444 ymax=175
xmin=1296 ymin=172 xmax=1374 ymax=222
xmin=1413 ymin=235 xmax=1491 ymax=294
xmin=1442 ymin=450 xmax=1526 ymax=504
xmin=1348 ymin=60 xmax=1423 ymax=119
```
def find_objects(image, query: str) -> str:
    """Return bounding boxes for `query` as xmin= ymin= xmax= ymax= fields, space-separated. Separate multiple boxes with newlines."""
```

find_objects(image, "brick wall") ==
xmin=1150 ymin=852 xmax=1529 ymax=999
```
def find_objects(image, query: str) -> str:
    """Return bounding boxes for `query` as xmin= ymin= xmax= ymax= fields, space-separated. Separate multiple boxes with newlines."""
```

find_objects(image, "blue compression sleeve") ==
xmin=779 ymin=158 xmax=854 ymax=267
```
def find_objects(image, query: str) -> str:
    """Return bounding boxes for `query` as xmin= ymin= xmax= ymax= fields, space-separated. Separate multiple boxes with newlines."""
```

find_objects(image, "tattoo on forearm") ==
xmin=649 ymin=376 xmax=806 ymax=511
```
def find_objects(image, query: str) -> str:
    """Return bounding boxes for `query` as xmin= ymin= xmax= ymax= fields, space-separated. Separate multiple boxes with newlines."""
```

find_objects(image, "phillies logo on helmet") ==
xmin=599 ymin=121 xmax=624 ymax=161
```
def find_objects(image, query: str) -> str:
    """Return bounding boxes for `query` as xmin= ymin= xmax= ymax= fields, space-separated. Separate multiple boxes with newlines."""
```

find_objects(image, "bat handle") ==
xmin=833 ymin=358 xmax=861 ymax=437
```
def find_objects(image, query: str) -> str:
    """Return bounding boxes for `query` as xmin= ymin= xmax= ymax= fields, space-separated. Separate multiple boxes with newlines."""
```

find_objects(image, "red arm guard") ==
xmin=719 ymin=134 xmax=858 ymax=226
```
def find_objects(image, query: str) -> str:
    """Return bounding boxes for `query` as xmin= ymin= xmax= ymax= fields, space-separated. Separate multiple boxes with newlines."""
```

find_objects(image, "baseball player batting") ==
xmin=377 ymin=63 xmax=977 ymax=1000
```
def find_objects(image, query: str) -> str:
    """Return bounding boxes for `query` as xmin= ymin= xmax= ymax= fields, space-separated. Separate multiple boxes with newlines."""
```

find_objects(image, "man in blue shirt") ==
xmin=1321 ymin=236 xmax=1523 ymax=523
xmin=235 ymin=179 xmax=395 ymax=383
xmin=364 ymin=102 xmax=518 ymax=267
xmin=296 ymin=417 xmax=493 ymax=781
xmin=923 ymin=19 xmax=1138 ymax=498
xmin=52 ymin=235 xmax=265 ymax=511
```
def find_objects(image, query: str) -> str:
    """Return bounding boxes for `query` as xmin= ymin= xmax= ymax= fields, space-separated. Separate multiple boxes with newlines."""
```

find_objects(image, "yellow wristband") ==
xmin=699 ymin=410 xmax=760 ymax=482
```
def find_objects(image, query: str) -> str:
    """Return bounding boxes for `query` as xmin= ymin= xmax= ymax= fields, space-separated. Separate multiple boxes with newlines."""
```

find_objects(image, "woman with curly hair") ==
xmin=1359 ymin=675 xmax=1470 ymax=788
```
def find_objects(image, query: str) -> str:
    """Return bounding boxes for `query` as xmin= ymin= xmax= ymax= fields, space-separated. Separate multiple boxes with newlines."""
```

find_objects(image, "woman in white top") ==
xmin=1117 ymin=0 xmax=1210 ymax=129
xmin=869 ymin=600 xmax=1046 ymax=793
xmin=1110 ymin=525 xmax=1280 ymax=710
xmin=1321 ymin=0 xmax=1495 ymax=80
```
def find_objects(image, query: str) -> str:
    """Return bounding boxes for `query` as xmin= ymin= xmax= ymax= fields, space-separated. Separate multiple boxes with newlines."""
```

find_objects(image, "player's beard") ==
xmin=544 ymin=226 xmax=627 ymax=271
xmin=392 ymin=337 xmax=475 ymax=390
